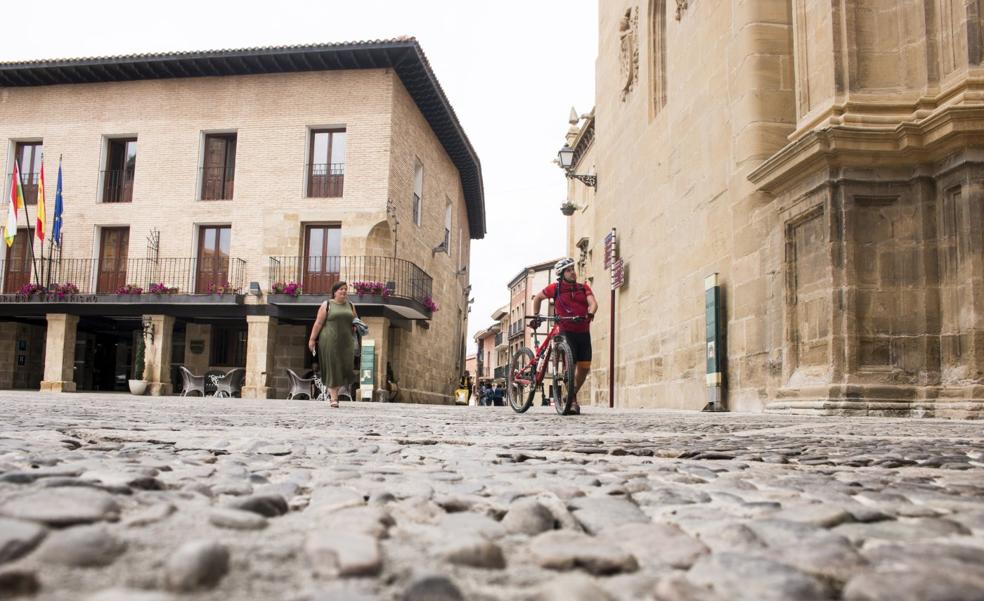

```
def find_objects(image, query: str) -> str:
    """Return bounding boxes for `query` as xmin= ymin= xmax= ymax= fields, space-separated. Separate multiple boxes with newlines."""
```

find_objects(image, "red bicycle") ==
xmin=507 ymin=315 xmax=584 ymax=415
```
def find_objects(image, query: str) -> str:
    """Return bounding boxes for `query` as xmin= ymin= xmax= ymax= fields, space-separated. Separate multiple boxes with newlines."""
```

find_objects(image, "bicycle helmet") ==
xmin=554 ymin=257 xmax=576 ymax=279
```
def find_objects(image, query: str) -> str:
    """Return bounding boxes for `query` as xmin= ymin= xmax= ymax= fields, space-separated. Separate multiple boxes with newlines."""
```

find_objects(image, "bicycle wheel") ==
xmin=551 ymin=337 xmax=576 ymax=415
xmin=507 ymin=347 xmax=536 ymax=413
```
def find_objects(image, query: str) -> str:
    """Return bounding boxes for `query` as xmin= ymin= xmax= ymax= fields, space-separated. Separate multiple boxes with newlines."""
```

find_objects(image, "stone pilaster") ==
xmin=40 ymin=313 xmax=78 ymax=392
xmin=242 ymin=315 xmax=277 ymax=399
xmin=143 ymin=314 xmax=175 ymax=396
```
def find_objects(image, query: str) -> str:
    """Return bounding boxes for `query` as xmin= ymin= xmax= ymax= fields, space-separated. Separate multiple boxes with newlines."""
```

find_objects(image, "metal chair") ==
xmin=285 ymin=368 xmax=315 ymax=400
xmin=178 ymin=366 xmax=206 ymax=397
xmin=214 ymin=368 xmax=245 ymax=398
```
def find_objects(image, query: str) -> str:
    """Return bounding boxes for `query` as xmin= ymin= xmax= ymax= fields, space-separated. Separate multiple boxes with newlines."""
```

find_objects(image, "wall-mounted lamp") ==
xmin=432 ymin=240 xmax=449 ymax=256
xmin=455 ymin=266 xmax=467 ymax=276
xmin=248 ymin=281 xmax=262 ymax=296
xmin=557 ymin=144 xmax=597 ymax=187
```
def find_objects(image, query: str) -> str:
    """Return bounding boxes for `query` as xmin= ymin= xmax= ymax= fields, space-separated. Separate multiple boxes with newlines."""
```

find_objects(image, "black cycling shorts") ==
xmin=561 ymin=331 xmax=592 ymax=363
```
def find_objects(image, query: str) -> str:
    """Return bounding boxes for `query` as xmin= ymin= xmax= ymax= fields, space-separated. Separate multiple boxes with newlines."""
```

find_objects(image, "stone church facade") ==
xmin=565 ymin=1 xmax=984 ymax=417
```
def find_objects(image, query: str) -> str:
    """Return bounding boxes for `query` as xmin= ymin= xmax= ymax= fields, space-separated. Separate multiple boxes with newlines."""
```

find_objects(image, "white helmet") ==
xmin=554 ymin=258 xmax=576 ymax=279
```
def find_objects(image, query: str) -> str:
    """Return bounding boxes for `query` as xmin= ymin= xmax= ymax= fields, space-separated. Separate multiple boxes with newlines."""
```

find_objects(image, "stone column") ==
xmin=40 ymin=313 xmax=78 ymax=392
xmin=362 ymin=316 xmax=390 ymax=401
xmin=242 ymin=315 xmax=277 ymax=399
xmin=143 ymin=314 xmax=175 ymax=396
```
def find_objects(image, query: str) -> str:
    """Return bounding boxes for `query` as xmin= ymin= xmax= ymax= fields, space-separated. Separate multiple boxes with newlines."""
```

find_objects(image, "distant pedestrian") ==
xmin=492 ymin=384 xmax=505 ymax=407
xmin=308 ymin=281 xmax=359 ymax=408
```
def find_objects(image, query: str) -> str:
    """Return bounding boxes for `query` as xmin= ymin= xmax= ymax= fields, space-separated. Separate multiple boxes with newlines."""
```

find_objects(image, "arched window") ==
xmin=650 ymin=0 xmax=667 ymax=116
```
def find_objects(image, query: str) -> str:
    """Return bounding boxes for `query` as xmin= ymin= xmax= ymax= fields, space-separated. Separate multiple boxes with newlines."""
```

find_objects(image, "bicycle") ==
xmin=506 ymin=315 xmax=584 ymax=415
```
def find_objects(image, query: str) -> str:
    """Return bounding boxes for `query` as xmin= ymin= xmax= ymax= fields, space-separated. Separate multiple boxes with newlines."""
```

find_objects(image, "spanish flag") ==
xmin=35 ymin=157 xmax=45 ymax=242
xmin=4 ymin=160 xmax=25 ymax=247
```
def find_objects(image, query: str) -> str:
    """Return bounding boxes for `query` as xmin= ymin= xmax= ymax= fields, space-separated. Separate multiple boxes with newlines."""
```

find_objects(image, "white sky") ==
xmin=2 ymin=0 xmax=598 ymax=353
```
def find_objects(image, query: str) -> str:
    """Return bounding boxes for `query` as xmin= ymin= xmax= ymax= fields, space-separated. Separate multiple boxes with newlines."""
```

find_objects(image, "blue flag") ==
xmin=52 ymin=158 xmax=63 ymax=245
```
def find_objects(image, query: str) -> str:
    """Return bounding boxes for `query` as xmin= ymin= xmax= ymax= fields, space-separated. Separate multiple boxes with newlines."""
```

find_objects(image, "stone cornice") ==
xmin=749 ymin=105 xmax=984 ymax=194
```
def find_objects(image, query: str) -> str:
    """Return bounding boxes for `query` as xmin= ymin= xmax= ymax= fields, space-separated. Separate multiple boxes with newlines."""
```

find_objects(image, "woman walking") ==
xmin=308 ymin=281 xmax=358 ymax=408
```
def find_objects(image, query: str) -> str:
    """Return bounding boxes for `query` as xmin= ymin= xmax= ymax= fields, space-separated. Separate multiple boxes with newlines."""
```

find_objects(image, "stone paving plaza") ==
xmin=0 ymin=393 xmax=982 ymax=601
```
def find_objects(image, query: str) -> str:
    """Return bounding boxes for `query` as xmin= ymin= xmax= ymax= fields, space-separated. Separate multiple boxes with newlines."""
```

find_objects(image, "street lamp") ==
xmin=556 ymin=143 xmax=597 ymax=187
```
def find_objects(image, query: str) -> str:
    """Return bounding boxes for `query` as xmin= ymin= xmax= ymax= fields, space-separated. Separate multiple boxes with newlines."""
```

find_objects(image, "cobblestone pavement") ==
xmin=0 ymin=392 xmax=982 ymax=601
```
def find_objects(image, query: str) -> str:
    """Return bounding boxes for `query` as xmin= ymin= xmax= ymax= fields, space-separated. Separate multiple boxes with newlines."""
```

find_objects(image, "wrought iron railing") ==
xmin=307 ymin=163 xmax=344 ymax=198
xmin=5 ymin=172 xmax=39 ymax=205
xmin=508 ymin=322 xmax=525 ymax=338
xmin=2 ymin=257 xmax=247 ymax=295
xmin=268 ymin=255 xmax=432 ymax=305
xmin=200 ymin=166 xmax=235 ymax=200
xmin=101 ymin=169 xmax=134 ymax=203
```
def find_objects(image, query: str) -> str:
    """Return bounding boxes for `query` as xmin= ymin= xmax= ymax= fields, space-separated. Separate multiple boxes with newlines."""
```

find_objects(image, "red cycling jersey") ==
xmin=541 ymin=280 xmax=593 ymax=333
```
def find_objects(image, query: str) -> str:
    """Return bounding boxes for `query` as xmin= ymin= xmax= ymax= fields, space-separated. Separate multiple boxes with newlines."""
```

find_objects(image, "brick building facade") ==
xmin=0 ymin=39 xmax=485 ymax=402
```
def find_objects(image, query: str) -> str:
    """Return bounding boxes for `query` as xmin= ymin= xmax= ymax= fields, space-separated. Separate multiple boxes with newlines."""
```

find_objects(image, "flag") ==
xmin=4 ymin=160 xmax=25 ymax=247
xmin=52 ymin=158 xmax=63 ymax=245
xmin=35 ymin=157 xmax=45 ymax=242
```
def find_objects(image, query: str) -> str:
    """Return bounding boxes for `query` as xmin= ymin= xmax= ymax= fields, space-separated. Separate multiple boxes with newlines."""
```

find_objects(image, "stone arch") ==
xmin=366 ymin=220 xmax=393 ymax=257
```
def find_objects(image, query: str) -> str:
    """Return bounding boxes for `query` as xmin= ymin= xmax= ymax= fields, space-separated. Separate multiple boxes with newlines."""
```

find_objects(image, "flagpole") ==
xmin=14 ymin=160 xmax=41 ymax=287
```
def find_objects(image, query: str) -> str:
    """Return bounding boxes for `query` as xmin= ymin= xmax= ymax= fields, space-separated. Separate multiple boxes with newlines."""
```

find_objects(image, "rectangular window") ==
xmin=102 ymin=138 xmax=137 ymax=203
xmin=13 ymin=141 xmax=42 ymax=205
xmin=97 ymin=227 xmax=130 ymax=293
xmin=210 ymin=324 xmax=247 ymax=367
xmin=412 ymin=160 xmax=423 ymax=226
xmin=303 ymin=224 xmax=342 ymax=295
xmin=201 ymin=133 xmax=236 ymax=200
xmin=308 ymin=129 xmax=345 ymax=197
xmin=196 ymin=225 xmax=232 ymax=293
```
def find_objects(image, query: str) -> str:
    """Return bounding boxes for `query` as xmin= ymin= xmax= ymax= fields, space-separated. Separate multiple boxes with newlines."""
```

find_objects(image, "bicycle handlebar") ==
xmin=524 ymin=315 xmax=586 ymax=322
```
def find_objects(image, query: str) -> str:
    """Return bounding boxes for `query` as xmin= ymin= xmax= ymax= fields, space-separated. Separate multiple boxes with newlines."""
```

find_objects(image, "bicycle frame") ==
xmin=512 ymin=321 xmax=562 ymax=389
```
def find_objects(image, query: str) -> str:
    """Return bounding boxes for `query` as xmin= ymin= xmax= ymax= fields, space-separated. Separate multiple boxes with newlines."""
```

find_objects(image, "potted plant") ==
xmin=128 ymin=334 xmax=148 ymax=395
xmin=271 ymin=281 xmax=303 ymax=297
xmin=560 ymin=201 xmax=578 ymax=216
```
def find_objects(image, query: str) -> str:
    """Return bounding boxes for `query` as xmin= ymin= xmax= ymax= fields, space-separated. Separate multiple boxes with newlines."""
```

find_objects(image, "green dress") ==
xmin=317 ymin=300 xmax=356 ymax=388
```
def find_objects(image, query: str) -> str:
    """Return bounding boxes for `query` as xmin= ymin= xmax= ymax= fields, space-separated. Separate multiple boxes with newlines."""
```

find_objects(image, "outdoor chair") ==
xmin=286 ymin=368 xmax=315 ymax=400
xmin=214 ymin=368 xmax=246 ymax=398
xmin=178 ymin=366 xmax=206 ymax=397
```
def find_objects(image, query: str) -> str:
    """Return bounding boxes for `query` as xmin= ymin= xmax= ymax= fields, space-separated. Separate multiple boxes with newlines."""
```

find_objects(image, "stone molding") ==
xmin=749 ymin=105 xmax=984 ymax=194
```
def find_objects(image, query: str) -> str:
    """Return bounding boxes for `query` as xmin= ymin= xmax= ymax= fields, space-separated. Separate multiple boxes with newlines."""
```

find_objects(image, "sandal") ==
xmin=330 ymin=400 xmax=339 ymax=408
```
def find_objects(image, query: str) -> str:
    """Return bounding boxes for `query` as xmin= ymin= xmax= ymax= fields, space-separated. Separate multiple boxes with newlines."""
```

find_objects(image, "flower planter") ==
xmin=267 ymin=294 xmax=313 ymax=304
xmin=128 ymin=379 xmax=148 ymax=395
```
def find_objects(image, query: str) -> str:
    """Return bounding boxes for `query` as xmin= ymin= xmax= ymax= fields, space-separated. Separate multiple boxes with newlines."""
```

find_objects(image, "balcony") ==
xmin=0 ymin=257 xmax=247 ymax=300
xmin=494 ymin=332 xmax=503 ymax=347
xmin=101 ymin=169 xmax=134 ymax=203
xmin=200 ymin=166 xmax=235 ymax=200
xmin=508 ymin=321 xmax=525 ymax=339
xmin=493 ymin=366 xmax=505 ymax=380
xmin=307 ymin=163 xmax=344 ymax=198
xmin=6 ymin=171 xmax=39 ymax=204
xmin=268 ymin=255 xmax=433 ymax=320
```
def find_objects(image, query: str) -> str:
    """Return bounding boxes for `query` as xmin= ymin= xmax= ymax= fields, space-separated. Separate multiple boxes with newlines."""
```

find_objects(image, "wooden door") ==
xmin=3 ymin=230 xmax=32 ymax=293
xmin=303 ymin=225 xmax=340 ymax=294
xmin=97 ymin=228 xmax=129 ymax=293
xmin=196 ymin=226 xmax=231 ymax=293
xmin=201 ymin=135 xmax=236 ymax=200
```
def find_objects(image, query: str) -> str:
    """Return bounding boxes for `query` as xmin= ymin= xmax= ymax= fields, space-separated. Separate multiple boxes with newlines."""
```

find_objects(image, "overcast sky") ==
xmin=3 ymin=0 xmax=598 ymax=353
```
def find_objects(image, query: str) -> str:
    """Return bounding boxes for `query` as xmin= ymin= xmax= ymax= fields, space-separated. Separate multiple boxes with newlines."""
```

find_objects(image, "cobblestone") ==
xmin=0 ymin=392 xmax=982 ymax=600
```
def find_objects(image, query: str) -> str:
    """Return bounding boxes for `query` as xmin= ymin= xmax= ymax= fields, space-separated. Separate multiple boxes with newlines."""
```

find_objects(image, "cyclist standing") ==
xmin=529 ymin=258 xmax=597 ymax=414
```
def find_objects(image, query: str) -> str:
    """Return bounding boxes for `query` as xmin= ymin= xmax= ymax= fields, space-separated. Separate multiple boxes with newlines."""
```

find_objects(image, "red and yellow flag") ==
xmin=4 ymin=160 xmax=25 ymax=247
xmin=35 ymin=158 xmax=45 ymax=242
